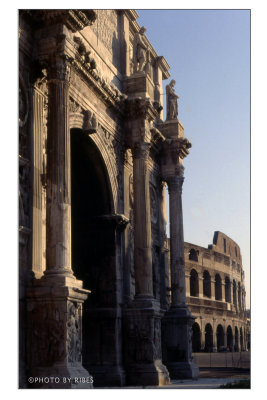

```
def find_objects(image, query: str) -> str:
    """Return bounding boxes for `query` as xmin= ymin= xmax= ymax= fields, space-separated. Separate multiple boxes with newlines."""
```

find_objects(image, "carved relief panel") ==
xmin=90 ymin=10 xmax=121 ymax=71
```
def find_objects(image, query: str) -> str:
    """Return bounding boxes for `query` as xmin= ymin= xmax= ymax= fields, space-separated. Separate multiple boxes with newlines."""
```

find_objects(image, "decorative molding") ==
xmin=20 ymin=10 xmax=96 ymax=32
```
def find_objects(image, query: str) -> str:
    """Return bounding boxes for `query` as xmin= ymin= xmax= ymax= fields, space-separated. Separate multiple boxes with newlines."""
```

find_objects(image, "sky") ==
xmin=137 ymin=10 xmax=251 ymax=306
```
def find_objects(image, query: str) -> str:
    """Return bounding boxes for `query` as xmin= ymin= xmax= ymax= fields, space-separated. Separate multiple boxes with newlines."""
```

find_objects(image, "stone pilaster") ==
xmin=26 ymin=54 xmax=92 ymax=388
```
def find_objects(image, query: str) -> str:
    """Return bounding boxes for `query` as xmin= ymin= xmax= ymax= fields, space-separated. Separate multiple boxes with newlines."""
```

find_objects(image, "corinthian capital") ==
xmin=132 ymin=141 xmax=151 ymax=160
xmin=47 ymin=54 xmax=73 ymax=82
xmin=167 ymin=175 xmax=184 ymax=194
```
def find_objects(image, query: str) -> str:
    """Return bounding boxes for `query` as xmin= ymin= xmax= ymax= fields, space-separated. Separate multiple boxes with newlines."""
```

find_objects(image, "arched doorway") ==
xmin=190 ymin=269 xmax=199 ymax=297
xmin=216 ymin=324 xmax=224 ymax=351
xmin=227 ymin=325 xmax=233 ymax=351
xmin=192 ymin=322 xmax=201 ymax=352
xmin=71 ymin=129 xmax=123 ymax=385
xmin=204 ymin=323 xmax=213 ymax=352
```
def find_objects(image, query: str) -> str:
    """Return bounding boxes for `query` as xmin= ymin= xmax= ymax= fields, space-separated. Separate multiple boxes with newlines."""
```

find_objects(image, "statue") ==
xmin=166 ymin=79 xmax=179 ymax=120
xmin=134 ymin=26 xmax=148 ymax=73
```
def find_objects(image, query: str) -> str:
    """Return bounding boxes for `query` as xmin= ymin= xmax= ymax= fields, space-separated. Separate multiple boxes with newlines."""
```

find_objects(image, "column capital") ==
xmin=132 ymin=141 xmax=151 ymax=160
xmin=166 ymin=174 xmax=184 ymax=195
xmin=47 ymin=54 xmax=74 ymax=83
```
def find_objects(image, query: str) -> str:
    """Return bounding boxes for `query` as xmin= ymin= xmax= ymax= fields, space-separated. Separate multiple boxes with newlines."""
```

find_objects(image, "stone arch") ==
xmin=203 ymin=270 xmax=211 ymax=298
xmin=215 ymin=273 xmax=222 ymax=301
xmin=225 ymin=276 xmax=231 ymax=303
xmin=69 ymin=115 xmax=119 ymax=214
xmin=70 ymin=128 xmax=123 ymax=381
xmin=192 ymin=322 xmax=201 ymax=352
xmin=190 ymin=269 xmax=199 ymax=297
xmin=216 ymin=324 xmax=224 ymax=351
xmin=226 ymin=325 xmax=233 ymax=350
xmin=204 ymin=323 xmax=213 ymax=352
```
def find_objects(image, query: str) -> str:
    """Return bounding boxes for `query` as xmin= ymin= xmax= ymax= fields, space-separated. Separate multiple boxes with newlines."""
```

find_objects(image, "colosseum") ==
xmin=184 ymin=231 xmax=248 ymax=353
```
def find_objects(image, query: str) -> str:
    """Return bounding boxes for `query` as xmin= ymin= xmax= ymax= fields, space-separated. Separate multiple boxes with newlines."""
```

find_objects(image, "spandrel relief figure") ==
xmin=134 ymin=26 xmax=148 ymax=73
xmin=166 ymin=79 xmax=179 ymax=120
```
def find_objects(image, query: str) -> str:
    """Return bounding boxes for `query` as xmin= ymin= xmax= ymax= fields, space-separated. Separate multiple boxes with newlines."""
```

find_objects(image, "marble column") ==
xmin=161 ymin=165 xmax=199 ymax=379
xmin=26 ymin=55 xmax=92 ymax=388
xmin=132 ymin=141 xmax=153 ymax=298
xmin=167 ymin=175 xmax=186 ymax=306
xmin=45 ymin=55 xmax=73 ymax=279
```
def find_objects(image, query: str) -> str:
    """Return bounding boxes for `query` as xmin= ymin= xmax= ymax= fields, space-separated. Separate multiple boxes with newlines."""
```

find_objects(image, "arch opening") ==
xmin=204 ymin=323 xmax=213 ymax=352
xmin=216 ymin=324 xmax=224 ymax=351
xmin=215 ymin=273 xmax=222 ymax=301
xmin=71 ymin=129 xmax=120 ymax=382
xmin=227 ymin=325 xmax=233 ymax=351
xmin=190 ymin=269 xmax=199 ymax=297
xmin=203 ymin=270 xmax=211 ymax=298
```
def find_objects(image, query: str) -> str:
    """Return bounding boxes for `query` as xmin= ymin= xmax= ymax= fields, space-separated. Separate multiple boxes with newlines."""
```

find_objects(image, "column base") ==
xmin=126 ymin=360 xmax=170 ymax=386
xmin=27 ymin=363 xmax=93 ymax=388
xmin=166 ymin=361 xmax=199 ymax=380
xmin=84 ymin=365 xmax=125 ymax=387
xmin=26 ymin=275 xmax=92 ymax=389
xmin=162 ymin=306 xmax=199 ymax=380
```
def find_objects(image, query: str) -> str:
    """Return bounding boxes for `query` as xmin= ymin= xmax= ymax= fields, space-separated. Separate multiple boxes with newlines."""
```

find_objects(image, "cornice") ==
xmin=20 ymin=9 xmax=96 ymax=32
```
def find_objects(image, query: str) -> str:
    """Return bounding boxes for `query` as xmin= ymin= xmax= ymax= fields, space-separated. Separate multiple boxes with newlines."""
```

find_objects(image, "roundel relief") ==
xmin=150 ymin=185 xmax=158 ymax=224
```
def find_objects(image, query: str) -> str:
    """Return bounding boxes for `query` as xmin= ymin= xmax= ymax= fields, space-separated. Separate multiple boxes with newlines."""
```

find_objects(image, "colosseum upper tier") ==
xmin=184 ymin=231 xmax=248 ymax=352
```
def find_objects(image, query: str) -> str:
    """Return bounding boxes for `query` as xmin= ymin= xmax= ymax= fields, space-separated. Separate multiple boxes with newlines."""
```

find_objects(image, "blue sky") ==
xmin=137 ymin=10 xmax=250 ymax=306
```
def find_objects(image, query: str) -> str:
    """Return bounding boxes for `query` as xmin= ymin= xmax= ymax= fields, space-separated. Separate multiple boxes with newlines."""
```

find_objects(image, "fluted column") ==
xmin=45 ymin=55 xmax=73 ymax=277
xmin=132 ymin=141 xmax=153 ymax=297
xmin=167 ymin=173 xmax=186 ymax=307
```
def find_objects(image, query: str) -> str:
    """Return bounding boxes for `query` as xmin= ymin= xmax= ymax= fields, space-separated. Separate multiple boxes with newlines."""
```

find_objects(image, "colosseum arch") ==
xmin=204 ymin=323 xmax=213 ymax=352
xmin=216 ymin=324 xmax=224 ymax=351
xmin=225 ymin=276 xmax=231 ymax=303
xmin=226 ymin=325 xmax=233 ymax=350
xmin=190 ymin=269 xmax=199 ymax=297
xmin=192 ymin=322 xmax=201 ymax=352
xmin=203 ymin=270 xmax=211 ymax=298
xmin=215 ymin=273 xmax=222 ymax=301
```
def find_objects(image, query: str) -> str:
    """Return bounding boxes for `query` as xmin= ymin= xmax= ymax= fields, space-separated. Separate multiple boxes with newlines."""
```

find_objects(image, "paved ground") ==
xmin=97 ymin=353 xmax=251 ymax=389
